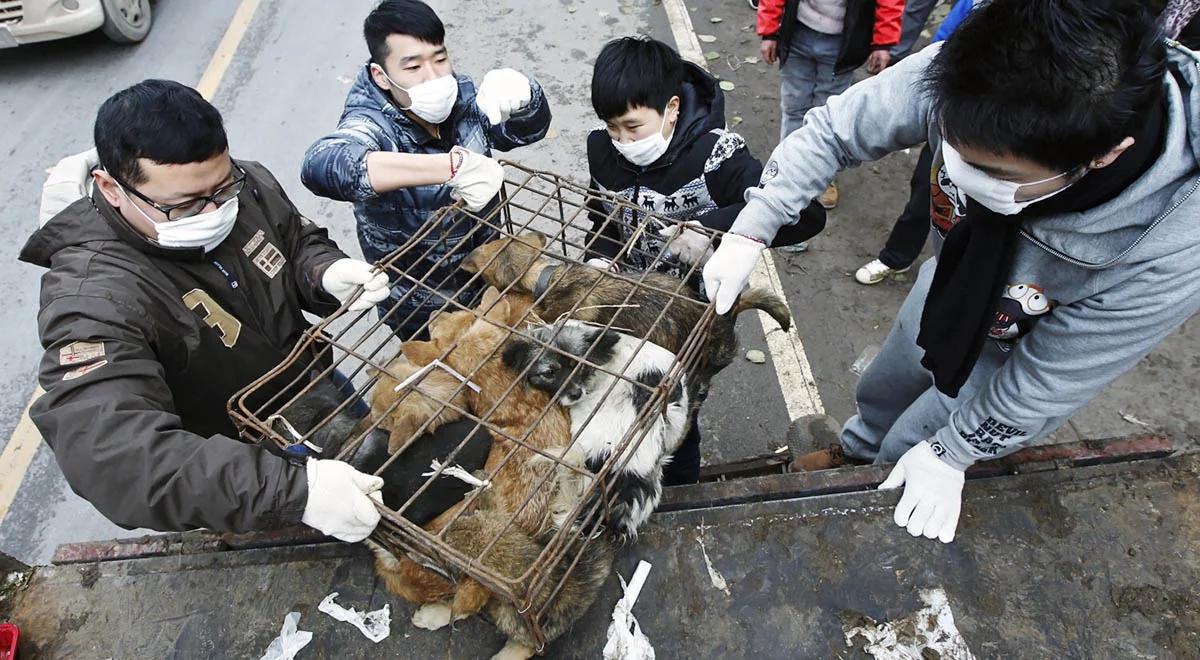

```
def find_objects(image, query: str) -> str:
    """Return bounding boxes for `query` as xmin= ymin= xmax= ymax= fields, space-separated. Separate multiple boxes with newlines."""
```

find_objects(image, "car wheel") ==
xmin=100 ymin=0 xmax=152 ymax=44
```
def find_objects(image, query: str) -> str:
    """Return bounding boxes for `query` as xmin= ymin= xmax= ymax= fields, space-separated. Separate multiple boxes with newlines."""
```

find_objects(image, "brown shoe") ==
xmin=789 ymin=443 xmax=869 ymax=472
xmin=817 ymin=182 xmax=839 ymax=210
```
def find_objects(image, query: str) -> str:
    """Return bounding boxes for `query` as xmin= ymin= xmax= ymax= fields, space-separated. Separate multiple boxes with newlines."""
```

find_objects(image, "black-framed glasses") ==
xmin=111 ymin=162 xmax=247 ymax=221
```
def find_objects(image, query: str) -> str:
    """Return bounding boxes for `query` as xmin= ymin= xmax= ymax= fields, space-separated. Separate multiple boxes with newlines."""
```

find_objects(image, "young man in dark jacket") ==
xmin=301 ymin=0 xmax=552 ymax=339
xmin=758 ymin=0 xmax=906 ymax=208
xmin=20 ymin=80 xmax=395 ymax=542
xmin=585 ymin=37 xmax=826 ymax=484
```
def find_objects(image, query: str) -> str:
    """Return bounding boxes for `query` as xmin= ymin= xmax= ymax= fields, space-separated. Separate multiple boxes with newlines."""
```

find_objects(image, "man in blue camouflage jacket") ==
xmin=302 ymin=0 xmax=552 ymax=337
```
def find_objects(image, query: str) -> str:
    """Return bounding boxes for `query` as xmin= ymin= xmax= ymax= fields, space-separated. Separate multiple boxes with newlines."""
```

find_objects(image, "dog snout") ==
xmin=560 ymin=384 xmax=584 ymax=405
xmin=461 ymin=247 xmax=482 ymax=273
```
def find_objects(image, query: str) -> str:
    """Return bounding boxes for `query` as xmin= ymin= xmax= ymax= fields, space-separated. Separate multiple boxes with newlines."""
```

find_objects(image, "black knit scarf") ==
xmin=917 ymin=101 xmax=1166 ymax=397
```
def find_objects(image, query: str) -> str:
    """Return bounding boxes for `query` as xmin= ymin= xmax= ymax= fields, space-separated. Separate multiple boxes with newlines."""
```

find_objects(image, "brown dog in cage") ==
xmin=369 ymin=353 xmax=470 ymax=455
xmin=397 ymin=287 xmax=570 ymax=538
xmin=461 ymin=231 xmax=791 ymax=402
xmin=367 ymin=288 xmax=613 ymax=657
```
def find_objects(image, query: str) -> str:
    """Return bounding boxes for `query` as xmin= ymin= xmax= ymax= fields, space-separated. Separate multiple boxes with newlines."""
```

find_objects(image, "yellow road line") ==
xmin=196 ymin=0 xmax=263 ymax=100
xmin=660 ymin=0 xmax=825 ymax=421
xmin=0 ymin=0 xmax=264 ymax=528
xmin=0 ymin=388 xmax=45 ymax=523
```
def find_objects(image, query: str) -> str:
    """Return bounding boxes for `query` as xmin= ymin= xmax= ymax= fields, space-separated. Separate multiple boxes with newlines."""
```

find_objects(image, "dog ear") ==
xmin=480 ymin=286 xmax=501 ymax=310
xmin=482 ymin=295 xmax=511 ymax=325
xmin=517 ymin=231 xmax=548 ymax=249
xmin=371 ymin=352 xmax=411 ymax=379
xmin=461 ymin=244 xmax=484 ymax=273
xmin=401 ymin=340 xmax=440 ymax=366
xmin=585 ymin=327 xmax=622 ymax=363
xmin=504 ymin=294 xmax=535 ymax=326
xmin=501 ymin=337 xmax=535 ymax=373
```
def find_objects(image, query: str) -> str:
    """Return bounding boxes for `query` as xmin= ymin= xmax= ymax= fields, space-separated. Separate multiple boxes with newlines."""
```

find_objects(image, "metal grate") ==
xmin=0 ymin=1 xmax=23 ymax=25
xmin=229 ymin=162 xmax=724 ymax=646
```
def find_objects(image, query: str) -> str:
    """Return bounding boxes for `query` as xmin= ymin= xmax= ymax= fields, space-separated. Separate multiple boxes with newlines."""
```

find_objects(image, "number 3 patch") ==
xmin=182 ymin=288 xmax=243 ymax=348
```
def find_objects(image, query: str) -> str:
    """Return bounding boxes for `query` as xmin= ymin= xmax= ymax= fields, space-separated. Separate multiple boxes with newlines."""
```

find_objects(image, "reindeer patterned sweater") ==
xmin=585 ymin=61 xmax=824 ymax=281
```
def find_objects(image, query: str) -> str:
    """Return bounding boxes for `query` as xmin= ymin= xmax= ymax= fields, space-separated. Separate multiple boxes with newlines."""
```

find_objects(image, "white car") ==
xmin=0 ymin=0 xmax=151 ymax=48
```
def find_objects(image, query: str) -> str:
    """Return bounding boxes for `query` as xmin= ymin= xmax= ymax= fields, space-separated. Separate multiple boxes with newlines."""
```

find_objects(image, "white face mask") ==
xmin=121 ymin=184 xmax=239 ymax=253
xmin=612 ymin=106 xmax=675 ymax=167
xmin=941 ymin=141 xmax=1082 ymax=216
xmin=377 ymin=66 xmax=458 ymax=124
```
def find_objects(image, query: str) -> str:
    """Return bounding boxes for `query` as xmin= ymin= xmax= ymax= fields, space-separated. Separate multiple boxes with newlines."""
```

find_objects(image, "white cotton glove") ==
xmin=40 ymin=148 xmax=99 ymax=226
xmin=300 ymin=458 xmax=385 ymax=542
xmin=447 ymin=148 xmax=505 ymax=211
xmin=657 ymin=220 xmax=715 ymax=266
xmin=878 ymin=441 xmax=965 ymax=543
xmin=475 ymin=68 xmax=533 ymax=125
xmin=701 ymin=233 xmax=765 ymax=314
xmin=585 ymin=257 xmax=619 ymax=272
xmin=321 ymin=258 xmax=391 ymax=311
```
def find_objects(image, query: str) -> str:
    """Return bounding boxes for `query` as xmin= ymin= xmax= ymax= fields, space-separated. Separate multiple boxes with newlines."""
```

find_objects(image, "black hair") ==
xmin=94 ymin=79 xmax=228 ymax=185
xmin=591 ymin=36 xmax=684 ymax=120
xmin=927 ymin=0 xmax=1166 ymax=170
xmin=363 ymin=0 xmax=445 ymax=65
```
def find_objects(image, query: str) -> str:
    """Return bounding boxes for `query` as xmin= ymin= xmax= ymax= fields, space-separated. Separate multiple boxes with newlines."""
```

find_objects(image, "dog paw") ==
xmin=412 ymin=602 xmax=453 ymax=630
xmin=490 ymin=640 xmax=536 ymax=660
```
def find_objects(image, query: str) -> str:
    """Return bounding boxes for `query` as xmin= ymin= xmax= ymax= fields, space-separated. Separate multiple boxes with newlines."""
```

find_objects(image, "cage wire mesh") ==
xmin=229 ymin=162 xmax=726 ymax=644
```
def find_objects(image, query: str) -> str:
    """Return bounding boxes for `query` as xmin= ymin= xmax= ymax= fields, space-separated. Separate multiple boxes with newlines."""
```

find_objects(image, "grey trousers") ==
xmin=780 ymin=23 xmax=855 ymax=140
xmin=890 ymin=0 xmax=942 ymax=61
xmin=840 ymin=259 xmax=1012 ymax=464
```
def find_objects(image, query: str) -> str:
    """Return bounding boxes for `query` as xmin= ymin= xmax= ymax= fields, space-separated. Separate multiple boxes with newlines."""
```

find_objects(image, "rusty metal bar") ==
xmin=659 ymin=434 xmax=1175 ymax=513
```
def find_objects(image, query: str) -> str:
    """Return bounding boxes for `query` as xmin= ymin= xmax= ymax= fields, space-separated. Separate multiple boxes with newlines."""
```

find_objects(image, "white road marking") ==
xmin=660 ymin=0 xmax=825 ymax=420
xmin=750 ymin=254 xmax=826 ymax=418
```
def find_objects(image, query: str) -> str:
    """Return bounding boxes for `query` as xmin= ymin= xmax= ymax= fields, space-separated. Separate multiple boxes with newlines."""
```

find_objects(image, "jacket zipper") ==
xmin=1019 ymin=173 xmax=1200 ymax=269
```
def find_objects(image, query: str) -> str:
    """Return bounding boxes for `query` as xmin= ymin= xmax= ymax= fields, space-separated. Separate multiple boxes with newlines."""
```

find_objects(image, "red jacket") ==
xmin=759 ymin=0 xmax=905 ymax=55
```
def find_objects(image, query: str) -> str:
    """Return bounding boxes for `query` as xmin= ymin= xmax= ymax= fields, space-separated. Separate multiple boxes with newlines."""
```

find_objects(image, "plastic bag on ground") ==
xmin=259 ymin=611 xmax=312 ymax=660
xmin=318 ymin=591 xmax=391 ymax=643
xmin=603 ymin=560 xmax=655 ymax=660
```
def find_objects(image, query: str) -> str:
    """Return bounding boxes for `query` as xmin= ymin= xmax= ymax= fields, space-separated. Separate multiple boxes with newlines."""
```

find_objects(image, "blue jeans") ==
xmin=780 ymin=23 xmax=855 ymax=141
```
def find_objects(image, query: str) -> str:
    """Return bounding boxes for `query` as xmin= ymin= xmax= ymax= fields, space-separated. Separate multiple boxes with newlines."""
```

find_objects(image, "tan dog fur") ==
xmin=369 ymin=288 xmax=591 ymax=658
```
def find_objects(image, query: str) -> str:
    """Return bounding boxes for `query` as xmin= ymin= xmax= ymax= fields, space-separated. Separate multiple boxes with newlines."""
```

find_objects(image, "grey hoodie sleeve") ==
xmin=730 ymin=44 xmax=940 ymax=242
xmin=931 ymin=251 xmax=1200 ymax=470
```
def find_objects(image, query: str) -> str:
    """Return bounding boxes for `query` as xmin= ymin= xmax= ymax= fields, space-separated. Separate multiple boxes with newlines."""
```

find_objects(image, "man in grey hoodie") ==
xmin=704 ymin=0 xmax=1200 ymax=543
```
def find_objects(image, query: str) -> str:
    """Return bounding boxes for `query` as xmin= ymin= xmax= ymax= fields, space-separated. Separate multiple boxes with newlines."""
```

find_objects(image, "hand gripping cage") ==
xmin=229 ymin=162 xmax=723 ymax=646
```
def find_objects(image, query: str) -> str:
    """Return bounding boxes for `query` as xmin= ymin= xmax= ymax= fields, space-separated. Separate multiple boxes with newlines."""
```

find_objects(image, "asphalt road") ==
xmin=1 ymin=0 xmax=1197 ymax=566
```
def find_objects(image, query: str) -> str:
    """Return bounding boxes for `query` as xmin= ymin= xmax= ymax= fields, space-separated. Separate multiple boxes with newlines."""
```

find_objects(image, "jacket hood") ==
xmin=657 ymin=61 xmax=727 ymax=168
xmin=19 ymin=194 xmax=141 ymax=268
xmin=20 ymin=176 xmax=256 ymax=268
xmin=22 ymin=196 xmax=107 ymax=267
xmin=1018 ymin=42 xmax=1200 ymax=268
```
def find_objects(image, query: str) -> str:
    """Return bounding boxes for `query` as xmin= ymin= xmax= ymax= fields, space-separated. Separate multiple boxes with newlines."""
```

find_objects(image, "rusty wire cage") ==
xmin=229 ymin=161 xmax=726 ymax=646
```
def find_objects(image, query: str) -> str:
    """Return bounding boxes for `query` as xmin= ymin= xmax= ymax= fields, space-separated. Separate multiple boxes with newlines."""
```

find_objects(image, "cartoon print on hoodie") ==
xmin=988 ymin=283 xmax=1054 ymax=340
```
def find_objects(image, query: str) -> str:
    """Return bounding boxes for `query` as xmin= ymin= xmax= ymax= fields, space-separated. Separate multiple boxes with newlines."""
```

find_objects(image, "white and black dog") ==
xmin=502 ymin=319 xmax=689 ymax=540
